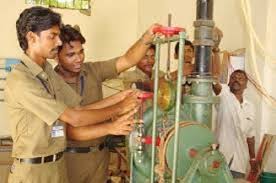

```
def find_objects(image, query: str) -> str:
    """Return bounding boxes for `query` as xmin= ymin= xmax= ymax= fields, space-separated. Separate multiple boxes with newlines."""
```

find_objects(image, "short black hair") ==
xmin=16 ymin=6 xmax=62 ymax=51
xmin=174 ymin=40 xmax=194 ymax=56
xmin=230 ymin=69 xmax=248 ymax=80
xmin=59 ymin=24 xmax=86 ymax=49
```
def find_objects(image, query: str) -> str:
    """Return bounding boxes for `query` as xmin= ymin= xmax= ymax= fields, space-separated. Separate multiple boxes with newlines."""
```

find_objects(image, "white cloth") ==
xmin=215 ymin=84 xmax=256 ymax=173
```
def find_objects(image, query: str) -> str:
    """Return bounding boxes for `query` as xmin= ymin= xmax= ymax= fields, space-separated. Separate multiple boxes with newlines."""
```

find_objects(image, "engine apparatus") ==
xmin=127 ymin=1 xmax=234 ymax=183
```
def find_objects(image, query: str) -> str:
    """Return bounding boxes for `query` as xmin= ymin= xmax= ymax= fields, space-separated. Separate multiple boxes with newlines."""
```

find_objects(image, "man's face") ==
xmin=137 ymin=48 xmax=155 ymax=76
xmin=184 ymin=45 xmax=194 ymax=64
xmin=32 ymin=25 xmax=62 ymax=59
xmin=57 ymin=41 xmax=85 ymax=73
xmin=228 ymin=72 xmax=248 ymax=93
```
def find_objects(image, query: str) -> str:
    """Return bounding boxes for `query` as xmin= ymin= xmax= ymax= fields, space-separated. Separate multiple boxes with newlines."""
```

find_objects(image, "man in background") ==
xmin=213 ymin=70 xmax=258 ymax=179
xmin=119 ymin=44 xmax=164 ymax=91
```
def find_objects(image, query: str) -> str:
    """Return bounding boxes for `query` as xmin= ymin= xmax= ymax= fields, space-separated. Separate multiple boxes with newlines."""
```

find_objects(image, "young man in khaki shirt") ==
xmin=5 ymin=6 xmax=140 ymax=183
xmin=55 ymin=24 xmax=161 ymax=182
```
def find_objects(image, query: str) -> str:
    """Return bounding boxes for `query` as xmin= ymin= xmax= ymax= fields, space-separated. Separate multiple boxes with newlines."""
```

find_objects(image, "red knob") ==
xmin=153 ymin=26 xmax=185 ymax=37
xmin=138 ymin=92 xmax=153 ymax=100
xmin=212 ymin=161 xmax=220 ymax=169
xmin=189 ymin=148 xmax=198 ymax=158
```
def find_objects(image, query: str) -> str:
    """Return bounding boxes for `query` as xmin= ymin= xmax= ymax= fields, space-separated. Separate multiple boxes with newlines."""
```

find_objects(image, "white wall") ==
xmin=0 ymin=0 xmax=138 ymax=136
xmin=0 ymin=0 xmax=138 ymax=60
xmin=137 ymin=0 xmax=248 ymax=72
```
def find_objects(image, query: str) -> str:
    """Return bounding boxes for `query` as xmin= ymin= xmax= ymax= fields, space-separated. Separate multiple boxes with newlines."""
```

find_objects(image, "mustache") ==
xmin=51 ymin=47 xmax=59 ymax=52
xmin=230 ymin=81 xmax=241 ymax=88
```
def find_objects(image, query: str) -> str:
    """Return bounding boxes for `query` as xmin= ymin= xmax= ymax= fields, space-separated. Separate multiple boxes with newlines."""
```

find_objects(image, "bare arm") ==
xmin=212 ymin=52 xmax=222 ymax=95
xmin=67 ymin=110 xmax=136 ymax=141
xmin=247 ymin=136 xmax=259 ymax=172
xmin=83 ymin=89 xmax=137 ymax=109
xmin=59 ymin=106 xmax=120 ymax=127
xmin=116 ymin=24 xmax=161 ymax=73
xmin=247 ymin=136 xmax=256 ymax=159
xmin=59 ymin=91 xmax=140 ymax=127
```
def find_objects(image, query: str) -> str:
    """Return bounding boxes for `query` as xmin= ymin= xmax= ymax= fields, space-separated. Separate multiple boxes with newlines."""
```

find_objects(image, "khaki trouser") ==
xmin=65 ymin=148 xmax=110 ymax=183
xmin=0 ymin=151 xmax=13 ymax=183
xmin=8 ymin=156 xmax=68 ymax=183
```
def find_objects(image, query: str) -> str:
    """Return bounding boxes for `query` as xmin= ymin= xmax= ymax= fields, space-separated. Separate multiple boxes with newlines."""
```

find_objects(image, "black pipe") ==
xmin=196 ymin=0 xmax=213 ymax=20
xmin=194 ymin=0 xmax=214 ymax=75
xmin=194 ymin=46 xmax=212 ymax=74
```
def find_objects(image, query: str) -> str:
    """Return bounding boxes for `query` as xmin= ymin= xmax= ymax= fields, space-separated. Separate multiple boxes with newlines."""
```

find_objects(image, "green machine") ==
xmin=128 ymin=0 xmax=234 ymax=182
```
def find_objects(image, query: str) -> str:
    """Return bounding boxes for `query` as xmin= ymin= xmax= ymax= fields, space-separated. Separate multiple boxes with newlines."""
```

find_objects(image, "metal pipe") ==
xmin=129 ymin=150 xmax=134 ymax=183
xmin=171 ymin=32 xmax=186 ymax=183
xmin=196 ymin=0 xmax=213 ymax=20
xmin=150 ymin=40 xmax=161 ymax=183
xmin=194 ymin=0 xmax=214 ymax=75
xmin=194 ymin=46 xmax=212 ymax=74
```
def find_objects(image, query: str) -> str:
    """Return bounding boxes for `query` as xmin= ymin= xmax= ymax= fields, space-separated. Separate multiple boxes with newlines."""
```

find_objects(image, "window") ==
xmin=26 ymin=0 xmax=90 ymax=10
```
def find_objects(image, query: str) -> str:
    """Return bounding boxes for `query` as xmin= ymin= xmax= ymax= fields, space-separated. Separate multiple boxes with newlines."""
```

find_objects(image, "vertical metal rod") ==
xmin=171 ymin=32 xmax=186 ymax=183
xmin=129 ymin=150 xmax=134 ymax=183
xmin=166 ymin=14 xmax=172 ymax=74
xmin=150 ymin=41 xmax=161 ymax=183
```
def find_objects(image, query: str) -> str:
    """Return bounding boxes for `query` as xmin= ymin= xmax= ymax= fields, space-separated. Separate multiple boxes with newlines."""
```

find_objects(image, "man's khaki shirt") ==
xmin=56 ymin=58 xmax=118 ymax=147
xmin=4 ymin=55 xmax=81 ymax=158
xmin=119 ymin=68 xmax=165 ymax=89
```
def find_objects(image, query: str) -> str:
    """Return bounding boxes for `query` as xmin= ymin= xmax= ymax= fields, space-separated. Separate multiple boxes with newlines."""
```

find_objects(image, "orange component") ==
xmin=212 ymin=161 xmax=220 ymax=169
xmin=188 ymin=148 xmax=198 ymax=158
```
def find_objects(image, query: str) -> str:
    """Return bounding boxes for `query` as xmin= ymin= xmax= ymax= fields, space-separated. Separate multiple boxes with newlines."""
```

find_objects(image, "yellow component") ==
xmin=157 ymin=80 xmax=175 ymax=111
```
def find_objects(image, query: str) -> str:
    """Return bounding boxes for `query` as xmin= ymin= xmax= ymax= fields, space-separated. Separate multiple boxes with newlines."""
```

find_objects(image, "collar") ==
xmin=79 ymin=66 xmax=88 ymax=78
xmin=21 ymin=54 xmax=49 ymax=81
xmin=135 ymin=67 xmax=150 ymax=80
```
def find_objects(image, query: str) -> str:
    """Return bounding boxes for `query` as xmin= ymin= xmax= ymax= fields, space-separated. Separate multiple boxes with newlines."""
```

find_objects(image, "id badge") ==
xmin=51 ymin=125 xmax=64 ymax=138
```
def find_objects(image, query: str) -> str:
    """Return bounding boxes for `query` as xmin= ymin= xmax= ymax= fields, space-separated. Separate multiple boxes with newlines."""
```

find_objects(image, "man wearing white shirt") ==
xmin=213 ymin=70 xmax=258 ymax=179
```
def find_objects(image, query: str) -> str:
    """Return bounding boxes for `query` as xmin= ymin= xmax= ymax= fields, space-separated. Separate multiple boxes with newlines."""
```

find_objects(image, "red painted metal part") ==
xmin=188 ymin=148 xmax=198 ymax=158
xmin=153 ymin=26 xmax=185 ymax=36
xmin=212 ymin=161 xmax=220 ymax=169
xmin=138 ymin=92 xmax=153 ymax=101
xmin=142 ymin=136 xmax=161 ymax=146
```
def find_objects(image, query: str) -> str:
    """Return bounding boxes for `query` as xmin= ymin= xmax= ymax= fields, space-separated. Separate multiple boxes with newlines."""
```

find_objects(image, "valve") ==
xmin=153 ymin=26 xmax=185 ymax=37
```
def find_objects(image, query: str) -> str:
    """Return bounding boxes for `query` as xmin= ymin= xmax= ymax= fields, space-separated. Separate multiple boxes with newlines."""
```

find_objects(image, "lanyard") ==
xmin=79 ymin=75 xmax=84 ymax=96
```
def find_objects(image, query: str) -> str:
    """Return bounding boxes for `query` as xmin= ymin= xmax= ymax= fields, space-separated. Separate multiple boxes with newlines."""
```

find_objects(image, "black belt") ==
xmin=65 ymin=143 xmax=105 ymax=153
xmin=16 ymin=151 xmax=63 ymax=164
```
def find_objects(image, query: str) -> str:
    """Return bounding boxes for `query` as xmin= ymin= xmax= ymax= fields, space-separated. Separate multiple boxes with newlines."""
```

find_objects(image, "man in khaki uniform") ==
xmin=5 ymin=7 xmax=139 ymax=183
xmin=55 ymin=24 xmax=161 ymax=183
xmin=119 ymin=44 xmax=165 ymax=91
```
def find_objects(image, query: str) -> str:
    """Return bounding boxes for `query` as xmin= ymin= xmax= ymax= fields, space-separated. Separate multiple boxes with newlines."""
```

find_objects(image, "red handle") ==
xmin=142 ymin=136 xmax=160 ymax=146
xmin=138 ymin=92 xmax=153 ymax=100
xmin=153 ymin=26 xmax=185 ymax=36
